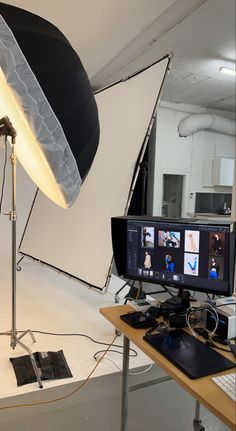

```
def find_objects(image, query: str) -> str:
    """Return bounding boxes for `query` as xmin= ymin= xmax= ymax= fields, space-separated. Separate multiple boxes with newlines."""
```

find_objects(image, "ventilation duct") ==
xmin=178 ymin=114 xmax=236 ymax=137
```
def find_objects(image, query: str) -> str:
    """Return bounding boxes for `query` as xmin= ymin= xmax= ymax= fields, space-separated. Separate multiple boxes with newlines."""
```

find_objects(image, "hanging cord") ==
xmin=94 ymin=353 xmax=154 ymax=376
xmin=0 ymin=135 xmax=8 ymax=214
xmin=21 ymin=329 xmax=137 ymax=356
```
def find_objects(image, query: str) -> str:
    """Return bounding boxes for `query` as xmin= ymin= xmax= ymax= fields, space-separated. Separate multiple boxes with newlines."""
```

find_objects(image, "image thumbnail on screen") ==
xmin=208 ymin=256 xmax=224 ymax=280
xmin=184 ymin=253 xmax=199 ymax=276
xmin=158 ymin=231 xmax=180 ymax=248
xmin=185 ymin=230 xmax=200 ymax=253
xmin=141 ymin=227 xmax=155 ymax=248
xmin=209 ymin=232 xmax=225 ymax=256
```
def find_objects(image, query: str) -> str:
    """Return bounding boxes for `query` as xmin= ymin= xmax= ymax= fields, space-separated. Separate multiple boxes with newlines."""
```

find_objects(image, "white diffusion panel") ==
xmin=20 ymin=58 xmax=169 ymax=289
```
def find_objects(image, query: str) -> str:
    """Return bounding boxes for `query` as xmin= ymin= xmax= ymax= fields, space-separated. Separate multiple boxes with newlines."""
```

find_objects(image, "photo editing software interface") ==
xmin=126 ymin=219 xmax=234 ymax=295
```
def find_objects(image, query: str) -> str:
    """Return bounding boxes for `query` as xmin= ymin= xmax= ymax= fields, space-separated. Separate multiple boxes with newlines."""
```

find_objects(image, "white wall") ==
xmin=152 ymin=103 xmax=235 ymax=217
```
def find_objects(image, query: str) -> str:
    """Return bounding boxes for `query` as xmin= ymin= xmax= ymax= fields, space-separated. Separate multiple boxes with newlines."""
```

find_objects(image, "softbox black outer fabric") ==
xmin=0 ymin=2 xmax=100 ymax=206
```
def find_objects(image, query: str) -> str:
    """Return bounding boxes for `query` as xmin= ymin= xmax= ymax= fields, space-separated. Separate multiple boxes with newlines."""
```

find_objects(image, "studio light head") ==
xmin=0 ymin=2 xmax=100 ymax=207
xmin=0 ymin=2 xmax=100 ymax=388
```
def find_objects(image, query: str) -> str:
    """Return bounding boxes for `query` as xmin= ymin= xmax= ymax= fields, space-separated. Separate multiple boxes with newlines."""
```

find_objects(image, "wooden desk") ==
xmin=100 ymin=305 xmax=236 ymax=431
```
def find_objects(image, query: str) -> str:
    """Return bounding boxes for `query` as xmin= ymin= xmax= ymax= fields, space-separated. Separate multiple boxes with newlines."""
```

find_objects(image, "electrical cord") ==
xmin=215 ymin=302 xmax=236 ymax=308
xmin=186 ymin=303 xmax=219 ymax=338
xmin=205 ymin=339 xmax=232 ymax=353
xmin=94 ymin=354 xmax=122 ymax=371
xmin=0 ymin=334 xmax=118 ymax=411
xmin=185 ymin=307 xmax=234 ymax=354
xmin=19 ymin=329 xmax=137 ymax=357
xmin=0 ymin=328 xmax=140 ymax=411
xmin=0 ymin=135 xmax=7 ymax=214
xmin=128 ymin=364 xmax=153 ymax=375
xmin=93 ymin=348 xmax=137 ymax=359
xmin=185 ymin=301 xmax=236 ymax=357
xmin=94 ymin=353 xmax=154 ymax=376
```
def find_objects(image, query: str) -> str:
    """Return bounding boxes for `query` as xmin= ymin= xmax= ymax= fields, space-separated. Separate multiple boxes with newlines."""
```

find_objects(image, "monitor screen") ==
xmin=111 ymin=217 xmax=235 ymax=296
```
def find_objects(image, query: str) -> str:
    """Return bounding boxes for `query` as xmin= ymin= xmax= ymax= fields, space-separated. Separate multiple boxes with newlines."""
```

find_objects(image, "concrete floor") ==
xmin=0 ymin=365 xmax=230 ymax=431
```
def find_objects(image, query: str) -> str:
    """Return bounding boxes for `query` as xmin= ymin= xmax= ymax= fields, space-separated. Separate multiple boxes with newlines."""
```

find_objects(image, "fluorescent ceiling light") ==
xmin=219 ymin=66 xmax=236 ymax=76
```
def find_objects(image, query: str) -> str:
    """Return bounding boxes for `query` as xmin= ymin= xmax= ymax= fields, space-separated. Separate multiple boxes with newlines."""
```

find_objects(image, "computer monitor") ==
xmin=111 ymin=216 xmax=235 ymax=297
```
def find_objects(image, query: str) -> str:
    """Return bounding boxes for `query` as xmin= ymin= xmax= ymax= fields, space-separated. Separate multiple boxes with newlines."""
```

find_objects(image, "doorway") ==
xmin=162 ymin=174 xmax=184 ymax=218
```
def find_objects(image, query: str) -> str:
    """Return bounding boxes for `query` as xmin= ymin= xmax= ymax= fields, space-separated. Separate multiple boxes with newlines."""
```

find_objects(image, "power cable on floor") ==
xmin=0 ymin=334 xmax=118 ymax=411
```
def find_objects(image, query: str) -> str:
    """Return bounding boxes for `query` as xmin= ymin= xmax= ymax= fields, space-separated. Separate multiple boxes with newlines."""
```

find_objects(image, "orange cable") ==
xmin=0 ymin=334 xmax=118 ymax=411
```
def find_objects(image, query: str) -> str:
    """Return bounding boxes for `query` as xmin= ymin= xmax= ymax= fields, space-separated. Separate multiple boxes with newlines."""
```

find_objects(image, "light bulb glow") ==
xmin=0 ymin=68 xmax=67 ymax=208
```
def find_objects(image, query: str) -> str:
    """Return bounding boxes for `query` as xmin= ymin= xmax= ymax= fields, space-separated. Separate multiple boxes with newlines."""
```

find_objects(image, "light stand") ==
xmin=0 ymin=116 xmax=43 ymax=388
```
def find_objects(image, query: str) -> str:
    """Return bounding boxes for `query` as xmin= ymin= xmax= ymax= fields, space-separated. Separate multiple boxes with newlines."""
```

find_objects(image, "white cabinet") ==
xmin=212 ymin=158 xmax=234 ymax=186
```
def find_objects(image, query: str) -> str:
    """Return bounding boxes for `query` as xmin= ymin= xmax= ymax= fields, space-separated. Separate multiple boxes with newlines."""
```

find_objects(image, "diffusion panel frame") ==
xmin=19 ymin=55 xmax=171 ymax=290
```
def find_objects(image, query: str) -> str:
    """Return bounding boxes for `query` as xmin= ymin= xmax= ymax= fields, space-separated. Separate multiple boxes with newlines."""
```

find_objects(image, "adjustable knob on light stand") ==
xmin=3 ymin=211 xmax=17 ymax=221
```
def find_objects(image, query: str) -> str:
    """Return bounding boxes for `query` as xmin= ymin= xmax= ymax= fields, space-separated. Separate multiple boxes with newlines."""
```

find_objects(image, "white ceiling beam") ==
xmin=91 ymin=0 xmax=207 ymax=90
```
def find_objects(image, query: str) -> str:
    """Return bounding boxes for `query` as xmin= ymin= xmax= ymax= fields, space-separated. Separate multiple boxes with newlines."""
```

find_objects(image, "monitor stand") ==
xmin=163 ymin=288 xmax=191 ymax=312
xmin=177 ymin=288 xmax=191 ymax=306
xmin=125 ymin=283 xmax=172 ymax=301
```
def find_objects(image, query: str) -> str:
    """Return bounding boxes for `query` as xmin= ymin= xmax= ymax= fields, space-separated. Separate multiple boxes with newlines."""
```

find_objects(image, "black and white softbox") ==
xmin=0 ymin=2 xmax=99 ymax=208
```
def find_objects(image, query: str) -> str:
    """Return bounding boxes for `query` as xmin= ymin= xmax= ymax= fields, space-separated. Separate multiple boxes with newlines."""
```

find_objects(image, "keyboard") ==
xmin=212 ymin=372 xmax=236 ymax=402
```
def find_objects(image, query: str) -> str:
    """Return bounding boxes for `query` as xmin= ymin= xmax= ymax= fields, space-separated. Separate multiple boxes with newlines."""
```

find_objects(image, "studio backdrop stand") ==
xmin=114 ymin=143 xmax=173 ymax=303
xmin=0 ymin=117 xmax=43 ymax=388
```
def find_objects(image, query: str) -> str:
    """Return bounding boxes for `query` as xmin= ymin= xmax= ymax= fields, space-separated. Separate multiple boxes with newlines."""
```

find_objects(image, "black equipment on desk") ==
xmin=120 ymin=311 xmax=156 ymax=329
xmin=159 ymin=295 xmax=190 ymax=316
xmin=143 ymin=329 xmax=236 ymax=379
xmin=167 ymin=312 xmax=187 ymax=328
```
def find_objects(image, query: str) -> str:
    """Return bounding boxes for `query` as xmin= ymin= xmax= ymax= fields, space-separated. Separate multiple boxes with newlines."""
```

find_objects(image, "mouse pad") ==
xmin=144 ymin=329 xmax=236 ymax=379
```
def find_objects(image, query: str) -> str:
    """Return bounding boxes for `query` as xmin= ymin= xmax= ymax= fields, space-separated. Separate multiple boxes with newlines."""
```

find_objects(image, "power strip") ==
xmin=126 ymin=298 xmax=152 ymax=312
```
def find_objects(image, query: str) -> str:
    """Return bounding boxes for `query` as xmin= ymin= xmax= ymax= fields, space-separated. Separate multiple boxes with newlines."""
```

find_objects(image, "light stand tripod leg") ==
xmin=17 ymin=338 xmax=43 ymax=389
xmin=17 ymin=329 xmax=36 ymax=343
xmin=2 ymin=329 xmax=43 ymax=388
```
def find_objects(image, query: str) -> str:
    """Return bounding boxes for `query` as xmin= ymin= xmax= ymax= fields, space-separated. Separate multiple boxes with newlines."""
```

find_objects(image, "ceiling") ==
xmin=2 ymin=0 xmax=236 ymax=113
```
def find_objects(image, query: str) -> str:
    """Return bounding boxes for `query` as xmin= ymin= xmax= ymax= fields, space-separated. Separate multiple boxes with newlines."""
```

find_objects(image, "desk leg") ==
xmin=193 ymin=400 xmax=205 ymax=431
xmin=121 ymin=335 xmax=130 ymax=431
